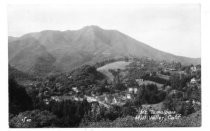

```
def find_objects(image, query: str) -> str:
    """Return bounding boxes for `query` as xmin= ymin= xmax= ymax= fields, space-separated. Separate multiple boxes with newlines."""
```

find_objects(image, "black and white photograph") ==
xmin=6 ymin=2 xmax=203 ymax=128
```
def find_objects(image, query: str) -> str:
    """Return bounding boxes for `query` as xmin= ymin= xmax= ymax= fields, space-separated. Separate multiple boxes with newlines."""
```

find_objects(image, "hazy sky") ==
xmin=8 ymin=4 xmax=200 ymax=58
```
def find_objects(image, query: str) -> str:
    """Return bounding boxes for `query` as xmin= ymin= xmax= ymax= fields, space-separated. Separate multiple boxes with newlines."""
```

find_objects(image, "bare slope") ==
xmin=97 ymin=61 xmax=131 ymax=81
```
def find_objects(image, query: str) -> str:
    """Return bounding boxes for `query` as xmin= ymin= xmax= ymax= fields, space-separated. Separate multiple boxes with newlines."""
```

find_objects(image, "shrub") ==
xmin=9 ymin=110 xmax=58 ymax=128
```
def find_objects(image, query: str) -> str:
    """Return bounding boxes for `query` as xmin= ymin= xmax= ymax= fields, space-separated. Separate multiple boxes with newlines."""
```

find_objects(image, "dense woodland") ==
xmin=9 ymin=57 xmax=201 ymax=127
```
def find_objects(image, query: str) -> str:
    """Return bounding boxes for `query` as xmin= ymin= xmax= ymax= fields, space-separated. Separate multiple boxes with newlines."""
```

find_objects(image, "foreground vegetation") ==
xmin=9 ymin=57 xmax=201 ymax=127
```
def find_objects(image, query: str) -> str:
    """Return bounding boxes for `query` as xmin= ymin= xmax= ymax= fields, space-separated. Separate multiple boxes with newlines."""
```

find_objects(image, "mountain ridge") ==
xmin=8 ymin=25 xmax=201 ymax=75
xmin=11 ymin=26 xmax=200 ymax=59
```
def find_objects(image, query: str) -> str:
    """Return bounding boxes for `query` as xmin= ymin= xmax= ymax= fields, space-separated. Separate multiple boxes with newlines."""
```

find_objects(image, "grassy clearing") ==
xmin=97 ymin=61 xmax=131 ymax=81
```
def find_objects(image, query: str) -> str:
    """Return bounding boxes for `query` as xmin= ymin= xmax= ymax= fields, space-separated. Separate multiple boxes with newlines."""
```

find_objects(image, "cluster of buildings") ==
xmin=91 ymin=88 xmax=138 ymax=107
xmin=43 ymin=86 xmax=84 ymax=105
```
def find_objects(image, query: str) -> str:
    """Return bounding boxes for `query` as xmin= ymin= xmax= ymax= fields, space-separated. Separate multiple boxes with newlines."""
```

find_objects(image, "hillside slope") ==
xmin=97 ymin=61 xmax=131 ymax=81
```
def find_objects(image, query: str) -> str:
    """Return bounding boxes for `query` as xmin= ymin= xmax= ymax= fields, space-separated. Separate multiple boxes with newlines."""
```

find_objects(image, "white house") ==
xmin=72 ymin=87 xmax=79 ymax=93
xmin=190 ymin=78 xmax=197 ymax=84
xmin=134 ymin=88 xmax=138 ymax=94
xmin=51 ymin=96 xmax=61 ymax=102
xmin=43 ymin=99 xmax=50 ymax=105
xmin=127 ymin=94 xmax=131 ymax=99
xmin=128 ymin=88 xmax=134 ymax=93
xmin=128 ymin=87 xmax=138 ymax=94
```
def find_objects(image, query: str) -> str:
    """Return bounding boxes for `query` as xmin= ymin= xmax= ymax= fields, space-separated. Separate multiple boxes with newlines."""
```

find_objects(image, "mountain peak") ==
xmin=81 ymin=25 xmax=103 ymax=31
xmin=9 ymin=26 xmax=201 ymax=75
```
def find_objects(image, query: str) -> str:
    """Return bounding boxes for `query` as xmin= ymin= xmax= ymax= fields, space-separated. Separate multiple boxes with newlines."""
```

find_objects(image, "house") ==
xmin=43 ymin=91 xmax=49 ymax=96
xmin=126 ymin=94 xmax=132 ymax=99
xmin=112 ymin=97 xmax=118 ymax=104
xmin=26 ymin=119 xmax=32 ymax=122
xmin=128 ymin=88 xmax=134 ymax=93
xmin=134 ymin=88 xmax=138 ymax=94
xmin=190 ymin=78 xmax=197 ymax=84
xmin=112 ymin=97 xmax=126 ymax=106
xmin=86 ymin=96 xmax=97 ymax=102
xmin=22 ymin=117 xmax=32 ymax=123
xmin=136 ymin=79 xmax=144 ymax=86
xmin=128 ymin=87 xmax=138 ymax=94
xmin=72 ymin=87 xmax=79 ymax=93
xmin=43 ymin=99 xmax=50 ymax=105
xmin=191 ymin=66 xmax=197 ymax=72
xmin=74 ymin=97 xmax=84 ymax=101
xmin=51 ymin=96 xmax=61 ymax=102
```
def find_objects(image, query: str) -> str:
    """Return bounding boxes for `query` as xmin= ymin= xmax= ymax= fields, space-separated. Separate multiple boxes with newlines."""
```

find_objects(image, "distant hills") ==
xmin=8 ymin=25 xmax=200 ymax=75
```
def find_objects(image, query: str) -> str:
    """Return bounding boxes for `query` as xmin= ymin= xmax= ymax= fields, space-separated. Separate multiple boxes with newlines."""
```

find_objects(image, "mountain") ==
xmin=8 ymin=25 xmax=200 ymax=75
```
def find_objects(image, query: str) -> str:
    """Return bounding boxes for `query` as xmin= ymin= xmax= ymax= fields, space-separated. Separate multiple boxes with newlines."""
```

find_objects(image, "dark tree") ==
xmin=9 ymin=78 xmax=33 ymax=115
xmin=135 ymin=84 xmax=166 ymax=104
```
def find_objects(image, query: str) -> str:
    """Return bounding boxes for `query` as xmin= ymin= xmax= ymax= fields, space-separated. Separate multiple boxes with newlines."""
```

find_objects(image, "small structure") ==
xmin=136 ymin=79 xmax=144 ymax=86
xmin=191 ymin=66 xmax=197 ymax=72
xmin=22 ymin=117 xmax=32 ymax=123
xmin=72 ymin=87 xmax=79 ymax=93
xmin=134 ymin=88 xmax=138 ymax=94
xmin=51 ymin=96 xmax=61 ymax=102
xmin=126 ymin=94 xmax=132 ymax=99
xmin=43 ymin=99 xmax=50 ymax=105
xmin=128 ymin=87 xmax=138 ymax=94
xmin=128 ymin=88 xmax=134 ymax=93
xmin=74 ymin=97 xmax=84 ymax=101
xmin=43 ymin=90 xmax=49 ymax=96
xmin=190 ymin=78 xmax=197 ymax=84
xmin=112 ymin=97 xmax=118 ymax=104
